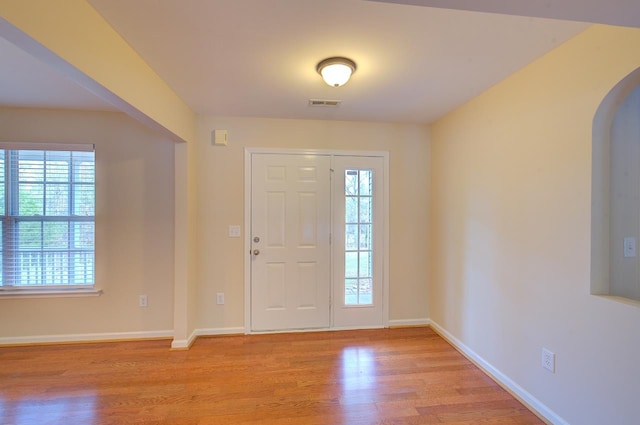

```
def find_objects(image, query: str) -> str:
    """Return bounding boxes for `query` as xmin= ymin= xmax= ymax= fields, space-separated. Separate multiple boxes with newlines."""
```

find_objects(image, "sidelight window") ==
xmin=344 ymin=169 xmax=373 ymax=305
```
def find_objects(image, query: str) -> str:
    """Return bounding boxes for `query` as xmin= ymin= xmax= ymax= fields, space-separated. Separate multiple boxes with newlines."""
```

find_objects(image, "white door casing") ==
xmin=245 ymin=149 xmax=389 ymax=333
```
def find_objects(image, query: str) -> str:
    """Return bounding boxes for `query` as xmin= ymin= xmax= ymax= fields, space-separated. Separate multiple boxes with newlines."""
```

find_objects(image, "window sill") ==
xmin=0 ymin=288 xmax=103 ymax=299
xmin=593 ymin=294 xmax=640 ymax=308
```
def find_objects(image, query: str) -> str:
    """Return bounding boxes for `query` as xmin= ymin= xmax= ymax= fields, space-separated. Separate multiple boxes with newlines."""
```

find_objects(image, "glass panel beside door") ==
xmin=332 ymin=155 xmax=385 ymax=329
xmin=344 ymin=169 xmax=373 ymax=306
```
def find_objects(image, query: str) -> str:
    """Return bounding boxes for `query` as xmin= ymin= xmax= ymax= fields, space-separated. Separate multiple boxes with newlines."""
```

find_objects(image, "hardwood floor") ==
xmin=0 ymin=327 xmax=543 ymax=425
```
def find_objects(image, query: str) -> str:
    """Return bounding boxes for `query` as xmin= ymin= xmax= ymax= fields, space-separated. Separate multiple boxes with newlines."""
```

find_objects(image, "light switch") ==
xmin=228 ymin=225 xmax=241 ymax=238
xmin=623 ymin=237 xmax=636 ymax=258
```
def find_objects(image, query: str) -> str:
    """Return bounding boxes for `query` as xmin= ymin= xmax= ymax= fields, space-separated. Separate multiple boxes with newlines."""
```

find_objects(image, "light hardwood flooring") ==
xmin=0 ymin=327 xmax=543 ymax=424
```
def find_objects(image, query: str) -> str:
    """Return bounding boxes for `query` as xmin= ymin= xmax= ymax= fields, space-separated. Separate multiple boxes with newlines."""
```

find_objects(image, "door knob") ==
xmin=253 ymin=249 xmax=260 ymax=256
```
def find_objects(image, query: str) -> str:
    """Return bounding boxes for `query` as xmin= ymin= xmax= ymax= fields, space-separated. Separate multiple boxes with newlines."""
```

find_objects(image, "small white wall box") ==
xmin=212 ymin=129 xmax=228 ymax=146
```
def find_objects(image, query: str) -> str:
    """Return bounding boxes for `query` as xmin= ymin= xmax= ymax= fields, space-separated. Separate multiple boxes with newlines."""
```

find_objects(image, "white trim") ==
xmin=194 ymin=327 xmax=246 ymax=337
xmin=244 ymin=148 xmax=390 ymax=333
xmin=171 ymin=329 xmax=198 ymax=350
xmin=243 ymin=149 xmax=252 ymax=334
xmin=0 ymin=329 xmax=173 ymax=346
xmin=388 ymin=318 xmax=431 ymax=327
xmin=0 ymin=142 xmax=94 ymax=152
xmin=0 ymin=288 xmax=102 ymax=299
xmin=247 ymin=325 xmax=384 ymax=335
xmin=245 ymin=147 xmax=389 ymax=158
xmin=170 ymin=339 xmax=191 ymax=350
xmin=172 ymin=327 xmax=246 ymax=349
xmin=429 ymin=320 xmax=567 ymax=425
xmin=327 ymin=325 xmax=386 ymax=332
xmin=382 ymin=154 xmax=390 ymax=327
xmin=0 ymin=327 xmax=243 ymax=349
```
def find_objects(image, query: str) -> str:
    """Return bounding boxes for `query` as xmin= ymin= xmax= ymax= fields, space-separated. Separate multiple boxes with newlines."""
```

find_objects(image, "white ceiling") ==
xmin=85 ymin=0 xmax=588 ymax=124
xmin=1 ymin=0 xmax=638 ymax=124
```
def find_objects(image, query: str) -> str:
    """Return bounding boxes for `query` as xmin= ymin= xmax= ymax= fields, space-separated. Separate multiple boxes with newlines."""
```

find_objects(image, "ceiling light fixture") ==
xmin=316 ymin=57 xmax=357 ymax=87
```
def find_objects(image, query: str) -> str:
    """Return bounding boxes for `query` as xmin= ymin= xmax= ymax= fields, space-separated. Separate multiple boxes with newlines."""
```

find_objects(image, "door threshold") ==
xmin=247 ymin=325 xmax=386 ymax=335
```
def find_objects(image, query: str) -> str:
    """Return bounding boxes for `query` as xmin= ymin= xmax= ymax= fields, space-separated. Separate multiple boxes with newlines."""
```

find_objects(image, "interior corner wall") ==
xmin=194 ymin=116 xmax=430 ymax=331
xmin=429 ymin=24 xmax=640 ymax=425
xmin=0 ymin=107 xmax=175 ymax=340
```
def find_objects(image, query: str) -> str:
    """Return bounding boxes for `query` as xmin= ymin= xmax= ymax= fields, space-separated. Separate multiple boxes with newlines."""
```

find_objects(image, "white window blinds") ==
xmin=0 ymin=144 xmax=95 ymax=289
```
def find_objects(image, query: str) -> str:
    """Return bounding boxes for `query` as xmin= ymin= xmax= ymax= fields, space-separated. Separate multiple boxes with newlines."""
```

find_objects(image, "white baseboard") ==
xmin=171 ymin=327 xmax=246 ymax=349
xmin=429 ymin=320 xmax=568 ymax=425
xmin=194 ymin=327 xmax=245 ymax=337
xmin=170 ymin=331 xmax=196 ymax=350
xmin=388 ymin=318 xmax=431 ymax=327
xmin=0 ymin=329 xmax=173 ymax=346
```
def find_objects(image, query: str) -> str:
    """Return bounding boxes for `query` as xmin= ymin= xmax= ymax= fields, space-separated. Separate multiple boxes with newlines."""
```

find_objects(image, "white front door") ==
xmin=250 ymin=154 xmax=331 ymax=331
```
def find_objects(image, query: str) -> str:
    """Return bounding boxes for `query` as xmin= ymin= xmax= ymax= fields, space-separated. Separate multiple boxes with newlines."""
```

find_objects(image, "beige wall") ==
xmin=0 ymin=108 xmax=175 ymax=340
xmin=430 ymin=25 xmax=640 ymax=424
xmin=194 ymin=116 xmax=430 ymax=330
xmin=0 ymin=110 xmax=430 ymax=340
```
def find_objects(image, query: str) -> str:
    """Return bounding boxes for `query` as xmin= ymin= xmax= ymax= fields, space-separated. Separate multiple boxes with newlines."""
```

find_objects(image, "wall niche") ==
xmin=592 ymin=69 xmax=640 ymax=303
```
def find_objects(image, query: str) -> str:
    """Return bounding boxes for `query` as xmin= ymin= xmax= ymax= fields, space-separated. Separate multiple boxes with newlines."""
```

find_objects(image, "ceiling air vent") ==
xmin=309 ymin=99 xmax=341 ymax=107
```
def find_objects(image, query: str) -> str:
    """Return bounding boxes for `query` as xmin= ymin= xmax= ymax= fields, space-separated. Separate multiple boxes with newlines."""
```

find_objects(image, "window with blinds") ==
xmin=0 ymin=144 xmax=95 ymax=290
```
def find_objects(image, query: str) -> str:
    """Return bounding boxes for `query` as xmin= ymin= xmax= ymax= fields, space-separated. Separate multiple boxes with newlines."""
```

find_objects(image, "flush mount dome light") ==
xmin=316 ymin=57 xmax=357 ymax=87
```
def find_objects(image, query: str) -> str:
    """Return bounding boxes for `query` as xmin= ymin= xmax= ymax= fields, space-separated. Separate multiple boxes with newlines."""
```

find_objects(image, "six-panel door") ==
xmin=250 ymin=154 xmax=331 ymax=331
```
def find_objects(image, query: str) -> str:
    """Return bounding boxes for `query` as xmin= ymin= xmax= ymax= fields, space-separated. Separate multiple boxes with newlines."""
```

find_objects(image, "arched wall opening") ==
xmin=592 ymin=67 xmax=640 ymax=302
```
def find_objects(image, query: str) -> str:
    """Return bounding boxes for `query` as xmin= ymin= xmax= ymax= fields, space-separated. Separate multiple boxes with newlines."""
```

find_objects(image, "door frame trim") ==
xmin=244 ymin=148 xmax=390 ymax=334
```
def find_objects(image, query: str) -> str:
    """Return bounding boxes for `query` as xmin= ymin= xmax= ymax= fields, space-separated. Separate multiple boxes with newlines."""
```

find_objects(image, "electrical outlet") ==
xmin=216 ymin=293 xmax=225 ymax=305
xmin=139 ymin=295 xmax=148 ymax=307
xmin=624 ymin=237 xmax=636 ymax=258
xmin=542 ymin=348 xmax=555 ymax=373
